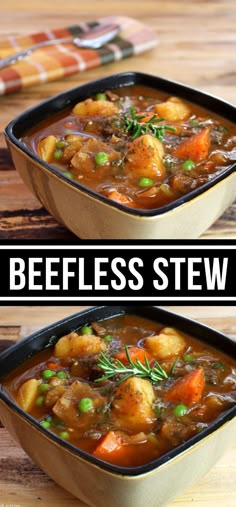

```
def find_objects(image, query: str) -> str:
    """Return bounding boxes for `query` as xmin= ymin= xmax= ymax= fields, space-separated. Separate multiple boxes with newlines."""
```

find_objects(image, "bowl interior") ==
xmin=5 ymin=72 xmax=236 ymax=218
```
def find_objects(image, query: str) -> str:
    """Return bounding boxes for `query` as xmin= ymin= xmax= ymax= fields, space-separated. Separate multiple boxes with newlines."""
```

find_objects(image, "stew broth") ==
xmin=4 ymin=314 xmax=236 ymax=468
xmin=23 ymin=85 xmax=236 ymax=210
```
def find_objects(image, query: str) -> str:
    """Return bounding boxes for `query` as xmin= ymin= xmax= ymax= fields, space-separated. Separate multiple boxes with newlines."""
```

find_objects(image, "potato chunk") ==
xmin=54 ymin=331 xmax=106 ymax=358
xmin=72 ymin=98 xmax=118 ymax=116
xmin=44 ymin=385 xmax=67 ymax=409
xmin=111 ymin=377 xmax=156 ymax=432
xmin=38 ymin=135 xmax=57 ymax=162
xmin=70 ymin=138 xmax=120 ymax=173
xmin=154 ymin=97 xmax=190 ymax=122
xmin=52 ymin=380 xmax=106 ymax=431
xmin=125 ymin=134 xmax=166 ymax=180
xmin=17 ymin=378 xmax=40 ymax=412
xmin=62 ymin=136 xmax=84 ymax=162
xmin=145 ymin=327 xmax=186 ymax=359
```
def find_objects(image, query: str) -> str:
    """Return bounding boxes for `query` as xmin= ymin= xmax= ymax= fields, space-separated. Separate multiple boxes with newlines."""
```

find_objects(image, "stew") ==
xmin=4 ymin=314 xmax=236 ymax=468
xmin=23 ymin=85 xmax=236 ymax=210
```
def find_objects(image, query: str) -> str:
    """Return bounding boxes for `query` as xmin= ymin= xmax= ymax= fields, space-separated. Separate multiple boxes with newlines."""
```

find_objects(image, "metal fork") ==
xmin=0 ymin=24 xmax=120 ymax=70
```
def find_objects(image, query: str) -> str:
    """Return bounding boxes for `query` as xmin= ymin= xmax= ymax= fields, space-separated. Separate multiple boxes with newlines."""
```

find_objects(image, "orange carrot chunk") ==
xmin=164 ymin=368 xmax=205 ymax=405
xmin=138 ymin=111 xmax=157 ymax=123
xmin=108 ymin=189 xmax=134 ymax=206
xmin=114 ymin=347 xmax=152 ymax=365
xmin=173 ymin=128 xmax=210 ymax=161
xmin=47 ymin=362 xmax=59 ymax=370
xmin=93 ymin=431 xmax=125 ymax=461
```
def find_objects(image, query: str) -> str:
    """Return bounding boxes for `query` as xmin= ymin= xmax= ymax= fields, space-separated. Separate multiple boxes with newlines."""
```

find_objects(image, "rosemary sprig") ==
xmin=123 ymin=106 xmax=176 ymax=141
xmin=95 ymin=346 xmax=168 ymax=385
xmin=170 ymin=356 xmax=180 ymax=375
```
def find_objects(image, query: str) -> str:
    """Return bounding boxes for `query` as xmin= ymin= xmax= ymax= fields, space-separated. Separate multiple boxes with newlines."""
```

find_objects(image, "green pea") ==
xmin=81 ymin=326 xmax=93 ymax=335
xmin=54 ymin=149 xmax=63 ymax=160
xmin=95 ymin=152 xmax=109 ymax=165
xmin=64 ymin=129 xmax=73 ymax=135
xmin=63 ymin=171 xmax=73 ymax=179
xmin=39 ymin=383 xmax=51 ymax=394
xmin=138 ymin=177 xmax=154 ymax=187
xmin=40 ymin=420 xmax=51 ymax=429
xmin=96 ymin=92 xmax=107 ymax=100
xmin=56 ymin=140 xmax=69 ymax=149
xmin=182 ymin=159 xmax=195 ymax=171
xmin=59 ymin=431 xmax=70 ymax=440
xmin=183 ymin=354 xmax=195 ymax=362
xmin=41 ymin=369 xmax=56 ymax=379
xmin=36 ymin=396 xmax=45 ymax=407
xmin=56 ymin=371 xmax=68 ymax=379
xmin=78 ymin=398 xmax=94 ymax=413
xmin=173 ymin=404 xmax=187 ymax=417
xmin=103 ymin=334 xmax=113 ymax=343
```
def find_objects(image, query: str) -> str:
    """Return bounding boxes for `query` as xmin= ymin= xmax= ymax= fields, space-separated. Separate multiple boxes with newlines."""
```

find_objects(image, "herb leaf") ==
xmin=123 ymin=107 xmax=176 ymax=141
xmin=95 ymin=346 xmax=169 ymax=385
xmin=170 ymin=357 xmax=180 ymax=375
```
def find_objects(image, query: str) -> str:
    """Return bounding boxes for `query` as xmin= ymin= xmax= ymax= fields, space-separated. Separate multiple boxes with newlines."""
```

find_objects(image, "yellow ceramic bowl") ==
xmin=5 ymin=72 xmax=236 ymax=239
xmin=0 ymin=306 xmax=236 ymax=507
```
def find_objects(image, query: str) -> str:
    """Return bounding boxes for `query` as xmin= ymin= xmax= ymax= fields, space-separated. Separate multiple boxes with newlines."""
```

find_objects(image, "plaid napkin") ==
xmin=0 ymin=16 xmax=157 ymax=95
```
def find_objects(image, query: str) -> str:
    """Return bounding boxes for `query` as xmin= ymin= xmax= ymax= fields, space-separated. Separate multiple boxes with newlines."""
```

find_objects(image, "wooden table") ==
xmin=0 ymin=305 xmax=236 ymax=507
xmin=0 ymin=0 xmax=235 ymax=239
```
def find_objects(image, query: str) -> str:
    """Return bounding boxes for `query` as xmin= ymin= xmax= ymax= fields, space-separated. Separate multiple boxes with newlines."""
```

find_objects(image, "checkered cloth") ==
xmin=0 ymin=16 xmax=157 ymax=95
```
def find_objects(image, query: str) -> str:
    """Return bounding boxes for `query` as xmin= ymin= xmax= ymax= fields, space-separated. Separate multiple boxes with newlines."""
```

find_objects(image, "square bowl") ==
xmin=4 ymin=72 xmax=236 ymax=239
xmin=0 ymin=305 xmax=236 ymax=507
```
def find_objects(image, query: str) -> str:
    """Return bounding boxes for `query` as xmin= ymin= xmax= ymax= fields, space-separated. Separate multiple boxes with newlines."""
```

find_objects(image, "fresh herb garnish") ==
xmin=95 ymin=346 xmax=169 ymax=385
xmin=170 ymin=357 xmax=180 ymax=375
xmin=123 ymin=106 xmax=176 ymax=141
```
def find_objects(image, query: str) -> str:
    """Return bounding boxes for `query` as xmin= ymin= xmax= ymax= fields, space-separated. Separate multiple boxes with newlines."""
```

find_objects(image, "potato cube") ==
xmin=72 ymin=98 xmax=118 ymax=116
xmin=125 ymin=134 xmax=166 ymax=180
xmin=52 ymin=380 xmax=106 ymax=430
xmin=111 ymin=377 xmax=156 ymax=432
xmin=17 ymin=378 xmax=40 ymax=412
xmin=145 ymin=327 xmax=186 ymax=359
xmin=54 ymin=332 xmax=106 ymax=358
xmin=38 ymin=135 xmax=57 ymax=162
xmin=154 ymin=97 xmax=190 ymax=122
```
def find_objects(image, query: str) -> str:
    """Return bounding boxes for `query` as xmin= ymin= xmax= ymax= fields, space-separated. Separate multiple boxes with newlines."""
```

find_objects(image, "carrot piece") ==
xmin=138 ymin=111 xmax=157 ymax=123
xmin=164 ymin=368 xmax=205 ymax=405
xmin=47 ymin=362 xmax=58 ymax=370
xmin=108 ymin=189 xmax=134 ymax=206
xmin=93 ymin=431 xmax=125 ymax=461
xmin=173 ymin=128 xmax=210 ymax=161
xmin=114 ymin=347 xmax=151 ymax=365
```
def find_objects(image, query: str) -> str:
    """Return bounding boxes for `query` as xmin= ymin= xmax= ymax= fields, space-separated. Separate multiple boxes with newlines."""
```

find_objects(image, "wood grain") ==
xmin=0 ymin=306 xmax=236 ymax=507
xmin=0 ymin=0 xmax=235 ymax=239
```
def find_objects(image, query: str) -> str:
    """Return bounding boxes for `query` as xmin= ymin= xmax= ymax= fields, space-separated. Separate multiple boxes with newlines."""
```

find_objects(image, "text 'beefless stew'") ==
xmin=23 ymin=85 xmax=236 ymax=210
xmin=4 ymin=314 xmax=236 ymax=467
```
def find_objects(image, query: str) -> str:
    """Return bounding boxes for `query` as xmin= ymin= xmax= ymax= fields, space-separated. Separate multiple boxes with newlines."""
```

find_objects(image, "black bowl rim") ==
xmin=0 ymin=305 xmax=236 ymax=477
xmin=4 ymin=71 xmax=236 ymax=218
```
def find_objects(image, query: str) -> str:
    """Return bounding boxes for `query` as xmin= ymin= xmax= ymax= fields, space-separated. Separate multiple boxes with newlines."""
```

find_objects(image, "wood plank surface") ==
xmin=0 ymin=306 xmax=236 ymax=507
xmin=0 ymin=0 xmax=235 ymax=239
